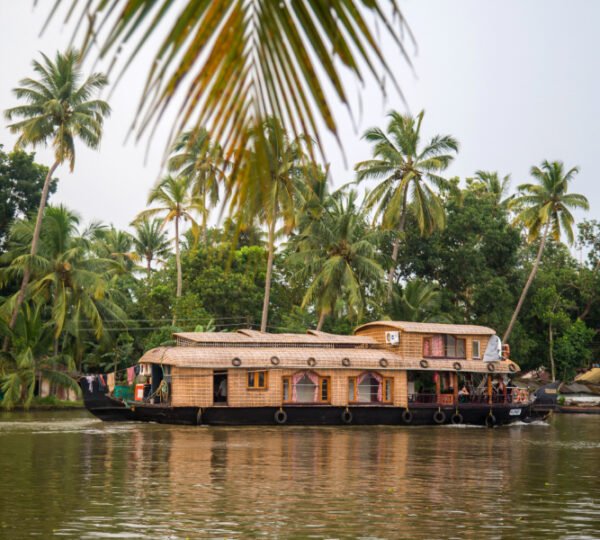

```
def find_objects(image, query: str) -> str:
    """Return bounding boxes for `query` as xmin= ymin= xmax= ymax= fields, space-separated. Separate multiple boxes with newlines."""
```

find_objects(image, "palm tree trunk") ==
xmin=260 ymin=221 xmax=275 ymax=333
xmin=549 ymin=322 xmax=556 ymax=382
xmin=146 ymin=255 xmax=152 ymax=278
xmin=386 ymin=198 xmax=408 ymax=301
xmin=503 ymin=221 xmax=551 ymax=343
xmin=202 ymin=189 xmax=208 ymax=245
xmin=3 ymin=159 xmax=60 ymax=352
xmin=316 ymin=311 xmax=327 ymax=331
xmin=172 ymin=215 xmax=182 ymax=326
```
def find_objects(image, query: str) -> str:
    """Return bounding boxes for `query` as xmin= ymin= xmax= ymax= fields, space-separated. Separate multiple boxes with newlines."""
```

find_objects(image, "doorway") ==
xmin=213 ymin=371 xmax=228 ymax=404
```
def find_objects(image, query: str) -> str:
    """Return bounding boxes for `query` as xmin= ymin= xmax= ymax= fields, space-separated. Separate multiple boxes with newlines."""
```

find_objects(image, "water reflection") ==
xmin=0 ymin=412 xmax=598 ymax=539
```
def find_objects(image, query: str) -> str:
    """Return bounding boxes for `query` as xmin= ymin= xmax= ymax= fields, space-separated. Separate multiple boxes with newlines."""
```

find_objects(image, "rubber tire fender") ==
xmin=451 ymin=412 xmax=463 ymax=425
xmin=402 ymin=409 xmax=413 ymax=424
xmin=485 ymin=413 xmax=497 ymax=428
xmin=433 ymin=410 xmax=446 ymax=424
xmin=341 ymin=409 xmax=353 ymax=424
xmin=274 ymin=409 xmax=288 ymax=424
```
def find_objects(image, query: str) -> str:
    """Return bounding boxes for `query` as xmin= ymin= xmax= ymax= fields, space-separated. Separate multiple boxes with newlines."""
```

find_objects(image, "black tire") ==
xmin=232 ymin=357 xmax=242 ymax=367
xmin=270 ymin=356 xmax=280 ymax=366
xmin=420 ymin=359 xmax=429 ymax=369
xmin=453 ymin=362 xmax=462 ymax=371
xmin=307 ymin=357 xmax=317 ymax=367
xmin=402 ymin=409 xmax=413 ymax=424
xmin=342 ymin=357 xmax=351 ymax=367
xmin=485 ymin=413 xmax=497 ymax=428
xmin=379 ymin=358 xmax=389 ymax=368
xmin=274 ymin=410 xmax=287 ymax=424
xmin=487 ymin=363 xmax=496 ymax=372
xmin=433 ymin=410 xmax=446 ymax=424
xmin=509 ymin=363 xmax=517 ymax=372
xmin=451 ymin=412 xmax=463 ymax=425
xmin=341 ymin=410 xmax=353 ymax=424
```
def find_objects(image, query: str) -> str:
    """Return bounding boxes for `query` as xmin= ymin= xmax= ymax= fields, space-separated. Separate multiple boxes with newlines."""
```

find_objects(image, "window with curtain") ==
xmin=283 ymin=372 xmax=330 ymax=403
xmin=423 ymin=335 xmax=466 ymax=359
xmin=348 ymin=372 xmax=393 ymax=403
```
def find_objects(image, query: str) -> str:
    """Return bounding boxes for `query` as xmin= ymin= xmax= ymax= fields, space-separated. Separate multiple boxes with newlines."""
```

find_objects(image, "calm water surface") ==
xmin=0 ymin=411 xmax=598 ymax=539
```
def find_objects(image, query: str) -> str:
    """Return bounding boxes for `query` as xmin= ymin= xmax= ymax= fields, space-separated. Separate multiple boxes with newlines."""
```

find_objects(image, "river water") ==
xmin=0 ymin=411 xmax=598 ymax=539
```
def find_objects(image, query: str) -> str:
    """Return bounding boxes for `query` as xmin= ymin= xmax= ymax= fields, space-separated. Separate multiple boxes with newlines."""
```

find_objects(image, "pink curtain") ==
xmin=423 ymin=338 xmax=431 ymax=356
xmin=432 ymin=335 xmax=444 ymax=357
xmin=291 ymin=371 xmax=320 ymax=402
xmin=357 ymin=372 xmax=383 ymax=402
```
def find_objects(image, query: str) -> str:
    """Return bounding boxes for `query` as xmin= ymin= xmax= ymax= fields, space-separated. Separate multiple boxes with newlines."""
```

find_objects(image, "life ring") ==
xmin=487 ymin=363 xmax=496 ymax=372
xmin=196 ymin=408 xmax=203 ymax=425
xmin=451 ymin=412 xmax=463 ymax=425
xmin=453 ymin=362 xmax=462 ymax=371
xmin=433 ymin=410 xmax=446 ymax=424
xmin=270 ymin=356 xmax=280 ymax=366
xmin=341 ymin=409 xmax=353 ymax=424
xmin=420 ymin=359 xmax=429 ymax=369
xmin=274 ymin=409 xmax=287 ymax=424
xmin=508 ymin=363 xmax=517 ymax=373
xmin=232 ymin=357 xmax=242 ymax=367
xmin=402 ymin=409 xmax=413 ymax=424
xmin=379 ymin=358 xmax=389 ymax=368
xmin=307 ymin=357 xmax=317 ymax=367
xmin=485 ymin=413 xmax=497 ymax=428
xmin=342 ymin=357 xmax=351 ymax=367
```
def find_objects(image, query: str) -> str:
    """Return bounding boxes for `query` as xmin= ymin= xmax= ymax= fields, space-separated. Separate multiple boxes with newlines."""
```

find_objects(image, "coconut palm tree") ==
xmin=0 ymin=205 xmax=127 ymax=368
xmin=503 ymin=161 xmax=589 ymax=342
xmin=236 ymin=117 xmax=308 ymax=332
xmin=388 ymin=279 xmax=450 ymax=323
xmin=131 ymin=217 xmax=171 ymax=277
xmin=136 ymin=175 xmax=199 ymax=305
xmin=3 ymin=49 xmax=110 ymax=343
xmin=469 ymin=170 xmax=513 ymax=209
xmin=168 ymin=128 xmax=228 ymax=244
xmin=51 ymin=2 xmax=410 ymax=221
xmin=355 ymin=110 xmax=458 ymax=298
xmin=289 ymin=189 xmax=384 ymax=330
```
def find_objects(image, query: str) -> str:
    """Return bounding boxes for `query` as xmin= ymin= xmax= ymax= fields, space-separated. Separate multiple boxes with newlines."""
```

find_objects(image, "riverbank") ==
xmin=4 ymin=396 xmax=84 ymax=411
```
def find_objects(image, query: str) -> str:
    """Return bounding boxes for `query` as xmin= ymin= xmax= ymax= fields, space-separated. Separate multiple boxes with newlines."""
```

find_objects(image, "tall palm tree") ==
xmin=51 ymin=2 xmax=410 ymax=220
xmin=136 ymin=175 xmax=199 ymax=304
xmin=168 ymin=128 xmax=228 ymax=244
xmin=237 ymin=117 xmax=307 ymax=332
xmin=3 ymin=49 xmax=110 ymax=343
xmin=1 ymin=205 xmax=127 ymax=367
xmin=388 ymin=279 xmax=450 ymax=323
xmin=503 ymin=161 xmax=589 ymax=342
xmin=469 ymin=170 xmax=513 ymax=209
xmin=355 ymin=110 xmax=458 ymax=298
xmin=289 ymin=189 xmax=383 ymax=330
xmin=132 ymin=217 xmax=171 ymax=277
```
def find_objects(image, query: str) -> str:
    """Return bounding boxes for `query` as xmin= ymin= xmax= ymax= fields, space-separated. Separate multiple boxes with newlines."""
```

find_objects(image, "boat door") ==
xmin=213 ymin=371 xmax=228 ymax=405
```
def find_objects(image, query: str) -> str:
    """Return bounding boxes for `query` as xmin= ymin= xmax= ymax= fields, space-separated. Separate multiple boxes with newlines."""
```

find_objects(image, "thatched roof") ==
xmin=139 ymin=346 xmax=519 ymax=373
xmin=174 ymin=329 xmax=377 ymax=348
xmin=354 ymin=321 xmax=496 ymax=336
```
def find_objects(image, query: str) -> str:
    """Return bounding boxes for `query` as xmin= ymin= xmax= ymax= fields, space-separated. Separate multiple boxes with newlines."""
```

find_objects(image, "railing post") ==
xmin=487 ymin=375 xmax=492 ymax=405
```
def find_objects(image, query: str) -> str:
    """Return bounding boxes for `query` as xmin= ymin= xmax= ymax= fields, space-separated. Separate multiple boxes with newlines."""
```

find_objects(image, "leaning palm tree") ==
xmin=237 ymin=117 xmax=308 ymax=332
xmin=289 ymin=189 xmax=384 ymax=330
xmin=503 ymin=161 xmax=589 ymax=342
xmin=50 ymin=2 xmax=411 ymax=222
xmin=135 ymin=175 xmax=199 ymax=303
xmin=168 ymin=128 xmax=228 ymax=244
xmin=132 ymin=217 xmax=171 ymax=277
xmin=355 ymin=110 xmax=458 ymax=298
xmin=3 ymin=49 xmax=110 ymax=343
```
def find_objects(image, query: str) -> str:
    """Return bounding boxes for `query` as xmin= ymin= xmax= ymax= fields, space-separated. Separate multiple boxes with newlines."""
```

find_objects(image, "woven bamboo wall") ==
xmin=171 ymin=368 xmax=409 ymax=408
xmin=355 ymin=324 xmax=491 ymax=363
xmin=171 ymin=367 xmax=213 ymax=407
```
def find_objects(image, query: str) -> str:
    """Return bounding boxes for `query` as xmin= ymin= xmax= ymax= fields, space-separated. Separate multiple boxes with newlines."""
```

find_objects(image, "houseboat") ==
xmin=80 ymin=321 xmax=532 ymax=426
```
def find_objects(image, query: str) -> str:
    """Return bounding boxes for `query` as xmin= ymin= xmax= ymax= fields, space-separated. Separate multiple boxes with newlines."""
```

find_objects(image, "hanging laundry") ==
xmin=107 ymin=372 xmax=116 ymax=393
xmin=84 ymin=375 xmax=94 ymax=392
xmin=98 ymin=374 xmax=107 ymax=390
xmin=127 ymin=366 xmax=135 ymax=384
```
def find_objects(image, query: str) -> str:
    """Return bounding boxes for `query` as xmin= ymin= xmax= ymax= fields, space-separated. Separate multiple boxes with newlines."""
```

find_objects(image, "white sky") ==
xmin=0 ymin=0 xmax=598 ymax=234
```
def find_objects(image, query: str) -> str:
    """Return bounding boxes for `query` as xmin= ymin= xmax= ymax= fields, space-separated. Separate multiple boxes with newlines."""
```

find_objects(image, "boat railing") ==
xmin=408 ymin=392 xmax=529 ymax=405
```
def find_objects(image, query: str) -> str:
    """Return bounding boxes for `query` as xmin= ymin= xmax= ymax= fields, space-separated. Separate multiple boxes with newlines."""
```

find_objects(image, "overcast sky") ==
xmin=0 ymin=0 xmax=598 ymax=236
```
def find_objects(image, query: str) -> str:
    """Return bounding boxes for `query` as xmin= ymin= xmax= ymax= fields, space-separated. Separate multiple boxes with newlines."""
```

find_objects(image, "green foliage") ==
xmin=553 ymin=320 xmax=595 ymax=380
xmin=0 ymin=146 xmax=57 ymax=250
